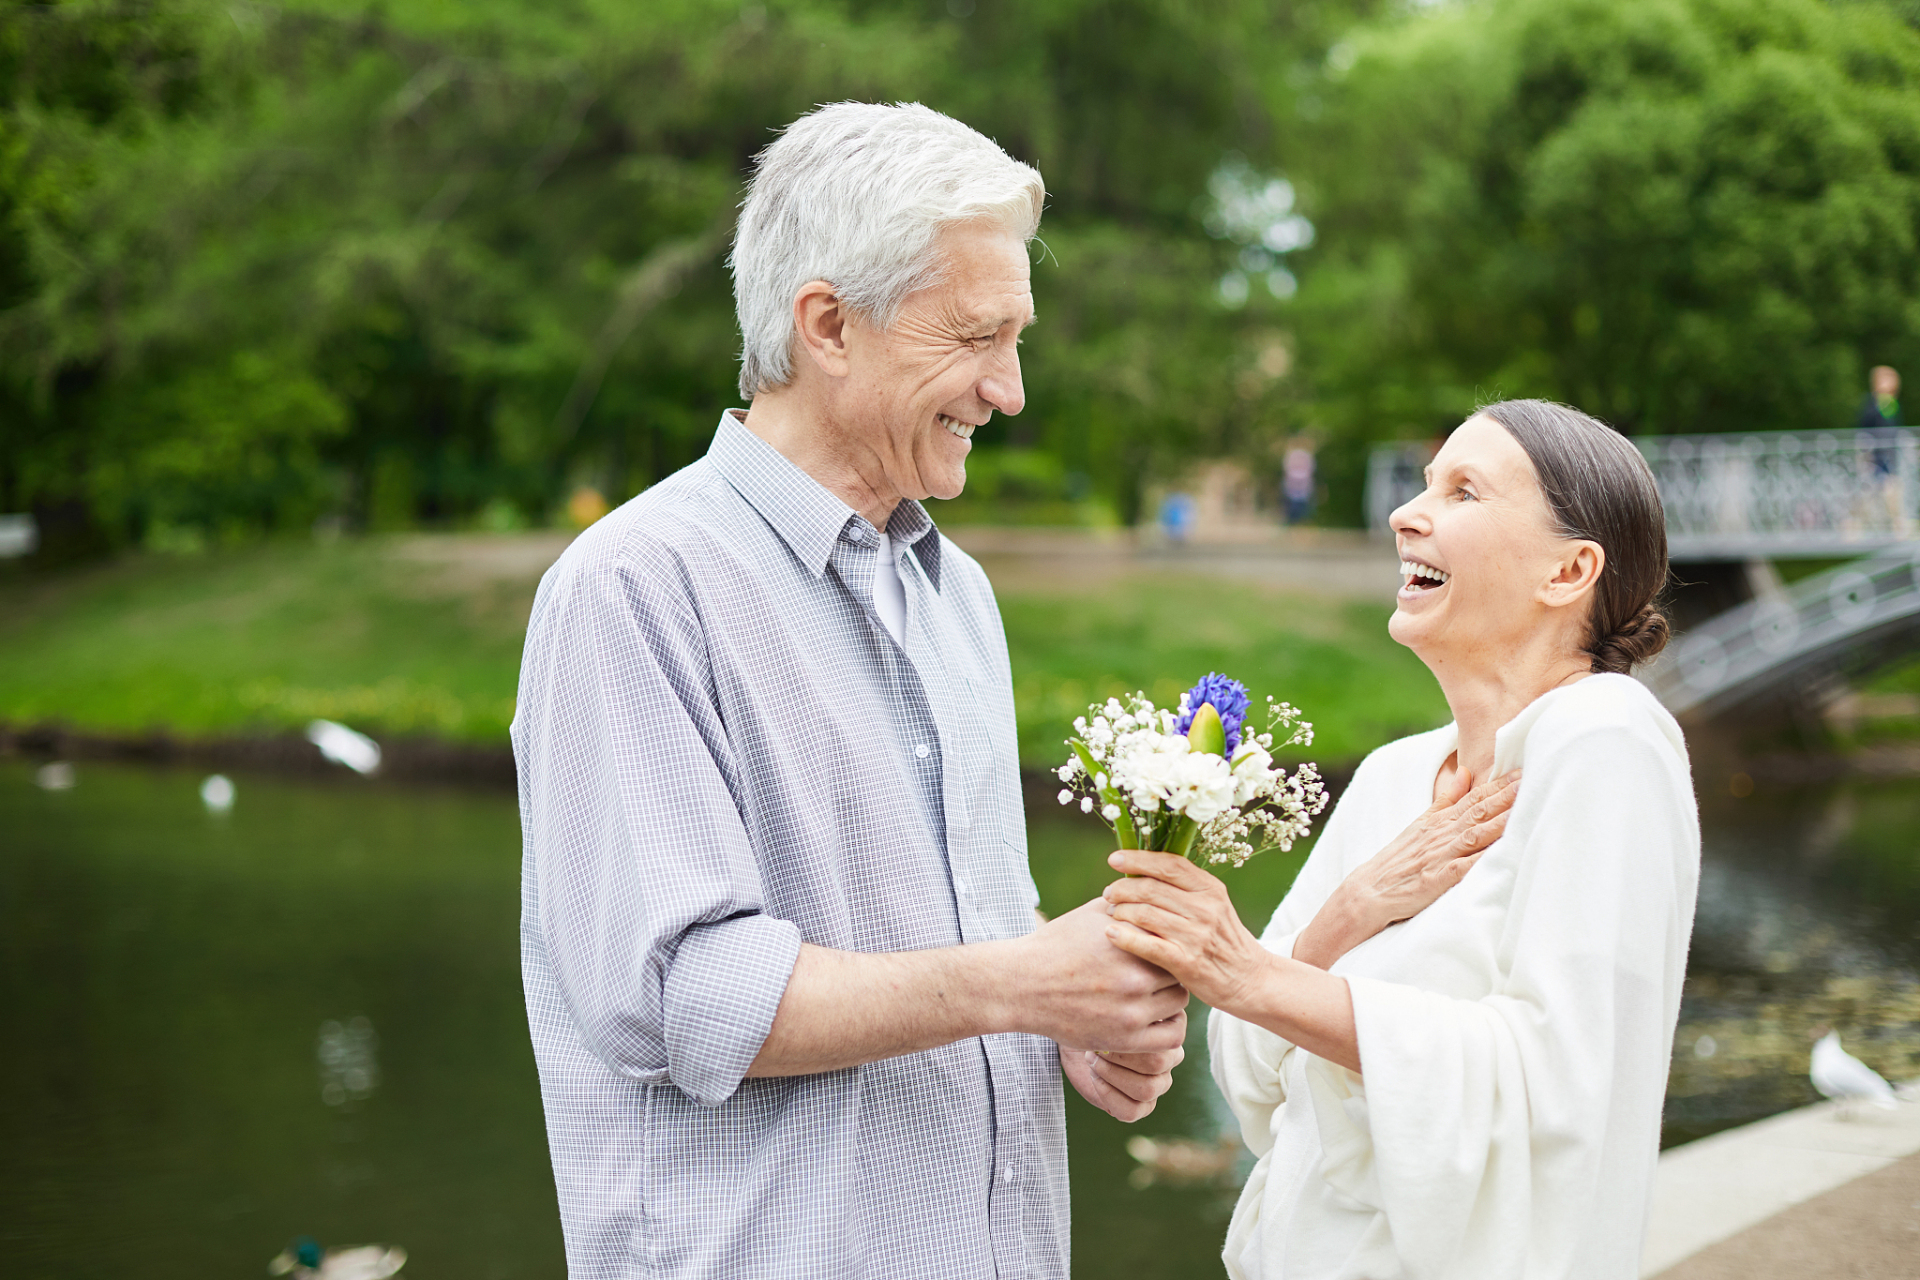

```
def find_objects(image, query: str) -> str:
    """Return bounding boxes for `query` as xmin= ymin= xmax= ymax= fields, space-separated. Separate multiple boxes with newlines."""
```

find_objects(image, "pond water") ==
xmin=3 ymin=762 xmax=1917 ymax=1279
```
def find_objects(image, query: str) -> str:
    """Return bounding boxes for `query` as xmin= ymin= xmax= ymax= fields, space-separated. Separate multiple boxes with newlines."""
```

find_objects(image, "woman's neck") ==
xmin=1430 ymin=648 xmax=1593 ymax=786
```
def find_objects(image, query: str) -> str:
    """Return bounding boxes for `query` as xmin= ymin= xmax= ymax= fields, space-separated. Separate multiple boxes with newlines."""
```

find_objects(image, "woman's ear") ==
xmin=791 ymin=280 xmax=852 ymax=378
xmin=1540 ymin=540 xmax=1604 ymax=609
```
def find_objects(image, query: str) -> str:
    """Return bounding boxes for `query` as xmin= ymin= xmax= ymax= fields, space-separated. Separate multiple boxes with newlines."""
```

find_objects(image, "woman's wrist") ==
xmin=1292 ymin=887 xmax=1377 ymax=970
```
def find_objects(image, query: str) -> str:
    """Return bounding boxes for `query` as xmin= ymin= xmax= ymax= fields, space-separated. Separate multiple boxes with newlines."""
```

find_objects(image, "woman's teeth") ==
xmin=1400 ymin=560 xmax=1450 ymax=588
xmin=939 ymin=415 xmax=976 ymax=440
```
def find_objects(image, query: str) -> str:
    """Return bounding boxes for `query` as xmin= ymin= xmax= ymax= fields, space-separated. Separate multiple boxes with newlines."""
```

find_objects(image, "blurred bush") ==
xmin=0 ymin=0 xmax=1359 ymax=551
xmin=6 ymin=0 xmax=1920 ymax=548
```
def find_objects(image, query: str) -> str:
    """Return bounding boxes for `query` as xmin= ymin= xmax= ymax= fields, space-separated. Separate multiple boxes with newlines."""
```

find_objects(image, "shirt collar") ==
xmin=706 ymin=410 xmax=944 ymax=591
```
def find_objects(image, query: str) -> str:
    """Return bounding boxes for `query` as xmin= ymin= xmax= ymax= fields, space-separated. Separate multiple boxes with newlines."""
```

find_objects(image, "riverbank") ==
xmin=0 ymin=529 xmax=1447 ymax=771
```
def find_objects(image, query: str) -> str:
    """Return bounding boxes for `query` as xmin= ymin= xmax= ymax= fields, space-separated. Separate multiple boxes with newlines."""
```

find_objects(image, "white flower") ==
xmin=1058 ymin=789 xmax=1073 ymax=805
xmin=1056 ymin=764 xmax=1076 ymax=783
xmin=1102 ymin=803 xmax=1121 ymax=821
xmin=1080 ymin=796 xmax=1095 ymax=813
xmin=1229 ymin=743 xmax=1274 ymax=805
xmin=1093 ymin=772 xmax=1108 ymax=790
xmin=1159 ymin=751 xmax=1238 ymax=824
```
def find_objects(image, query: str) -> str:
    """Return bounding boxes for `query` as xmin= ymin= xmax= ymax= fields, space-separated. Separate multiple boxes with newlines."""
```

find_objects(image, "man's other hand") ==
xmin=1059 ymin=1033 xmax=1185 ymax=1122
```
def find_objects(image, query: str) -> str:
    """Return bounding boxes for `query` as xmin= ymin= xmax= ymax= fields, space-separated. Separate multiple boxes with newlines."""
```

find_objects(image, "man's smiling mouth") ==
xmin=940 ymin=414 xmax=979 ymax=440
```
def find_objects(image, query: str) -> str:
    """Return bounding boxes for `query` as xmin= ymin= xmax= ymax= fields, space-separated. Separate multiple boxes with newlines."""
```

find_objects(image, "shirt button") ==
xmin=955 ymin=878 xmax=970 ymax=897
xmin=1000 ymin=1167 xmax=1017 ymax=1185
xmin=914 ymin=744 xmax=930 ymax=759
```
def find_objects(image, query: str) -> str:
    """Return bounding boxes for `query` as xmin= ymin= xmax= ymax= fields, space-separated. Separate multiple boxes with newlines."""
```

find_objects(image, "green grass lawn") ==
xmin=999 ymin=574 xmax=1448 ymax=769
xmin=0 ymin=535 xmax=1450 ymax=770
xmin=0 ymin=538 xmax=540 ymax=743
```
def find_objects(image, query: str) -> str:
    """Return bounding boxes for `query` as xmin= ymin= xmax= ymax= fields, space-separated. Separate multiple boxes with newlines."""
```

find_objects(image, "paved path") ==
xmin=1654 ymin=1149 xmax=1920 ymax=1279
xmin=1644 ymin=1088 xmax=1920 ymax=1277
xmin=944 ymin=526 xmax=1403 ymax=601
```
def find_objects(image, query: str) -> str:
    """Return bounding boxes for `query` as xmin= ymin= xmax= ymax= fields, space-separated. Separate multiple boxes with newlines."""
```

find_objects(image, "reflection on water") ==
xmin=0 ymin=765 xmax=561 ymax=1280
xmin=4 ymin=763 xmax=1918 ymax=1278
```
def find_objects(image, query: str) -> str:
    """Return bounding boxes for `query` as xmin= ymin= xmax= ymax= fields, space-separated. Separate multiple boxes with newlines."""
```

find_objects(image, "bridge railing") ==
xmin=1639 ymin=548 xmax=1920 ymax=717
xmin=1367 ymin=427 xmax=1920 ymax=559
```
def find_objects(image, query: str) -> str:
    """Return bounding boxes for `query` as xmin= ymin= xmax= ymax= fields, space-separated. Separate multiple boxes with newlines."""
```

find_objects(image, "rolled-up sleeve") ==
xmin=514 ymin=544 xmax=801 ymax=1107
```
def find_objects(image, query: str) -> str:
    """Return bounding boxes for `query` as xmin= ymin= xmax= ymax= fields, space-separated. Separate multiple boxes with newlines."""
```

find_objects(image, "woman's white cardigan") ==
xmin=1209 ymin=674 xmax=1700 ymax=1280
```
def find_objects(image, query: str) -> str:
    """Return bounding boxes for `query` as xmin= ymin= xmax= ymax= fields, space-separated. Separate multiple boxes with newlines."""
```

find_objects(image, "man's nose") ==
xmin=979 ymin=349 xmax=1025 ymax=418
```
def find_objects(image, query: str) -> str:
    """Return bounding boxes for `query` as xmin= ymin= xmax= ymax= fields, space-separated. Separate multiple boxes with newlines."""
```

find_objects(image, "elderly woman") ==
xmin=1104 ymin=400 xmax=1700 ymax=1280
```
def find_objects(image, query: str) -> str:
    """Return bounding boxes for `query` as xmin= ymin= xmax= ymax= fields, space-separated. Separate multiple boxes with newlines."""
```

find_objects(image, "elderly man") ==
xmin=513 ymin=102 xmax=1187 ymax=1279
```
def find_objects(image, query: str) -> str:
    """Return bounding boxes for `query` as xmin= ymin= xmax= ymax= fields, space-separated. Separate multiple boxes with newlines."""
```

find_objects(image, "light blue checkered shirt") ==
xmin=513 ymin=411 xmax=1069 ymax=1279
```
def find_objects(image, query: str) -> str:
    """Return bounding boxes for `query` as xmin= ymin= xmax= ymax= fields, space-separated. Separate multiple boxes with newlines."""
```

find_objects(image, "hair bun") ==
xmin=1591 ymin=603 xmax=1670 ymax=675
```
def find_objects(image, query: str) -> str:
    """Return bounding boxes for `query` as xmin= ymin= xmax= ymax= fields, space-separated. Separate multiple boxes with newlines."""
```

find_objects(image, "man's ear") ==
xmin=1540 ymin=540 xmax=1604 ymax=609
xmin=792 ymin=280 xmax=852 ymax=379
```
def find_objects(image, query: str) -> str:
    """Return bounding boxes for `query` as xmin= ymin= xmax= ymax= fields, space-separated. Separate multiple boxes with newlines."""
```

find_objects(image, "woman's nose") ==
xmin=1390 ymin=492 xmax=1432 ymax=536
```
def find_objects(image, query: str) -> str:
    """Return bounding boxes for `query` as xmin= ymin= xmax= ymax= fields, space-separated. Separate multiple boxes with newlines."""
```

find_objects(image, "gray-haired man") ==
xmin=513 ymin=103 xmax=1187 ymax=1279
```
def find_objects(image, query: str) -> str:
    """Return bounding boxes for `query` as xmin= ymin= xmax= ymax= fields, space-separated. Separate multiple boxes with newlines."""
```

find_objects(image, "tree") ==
xmin=1288 ymin=0 xmax=1920 ymax=470
xmin=2 ymin=0 xmax=1381 ymax=546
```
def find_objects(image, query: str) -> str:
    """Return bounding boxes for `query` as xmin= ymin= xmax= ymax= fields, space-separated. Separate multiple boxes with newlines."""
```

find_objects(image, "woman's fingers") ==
xmin=1103 ymin=875 xmax=1198 ymax=923
xmin=1434 ymin=762 xmax=1474 ymax=809
xmin=1106 ymin=919 xmax=1176 ymax=969
xmin=1107 ymin=849 xmax=1215 ymax=890
xmin=1462 ymin=806 xmax=1511 ymax=852
xmin=1108 ymin=900 xmax=1192 ymax=940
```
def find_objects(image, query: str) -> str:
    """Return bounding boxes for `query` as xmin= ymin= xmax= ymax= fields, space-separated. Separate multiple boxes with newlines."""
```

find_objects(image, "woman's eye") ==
xmin=1455 ymin=487 xmax=1478 ymax=502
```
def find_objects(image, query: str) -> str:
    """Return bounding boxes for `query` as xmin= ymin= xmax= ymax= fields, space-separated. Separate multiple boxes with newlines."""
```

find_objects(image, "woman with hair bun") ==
xmin=1102 ymin=401 xmax=1700 ymax=1279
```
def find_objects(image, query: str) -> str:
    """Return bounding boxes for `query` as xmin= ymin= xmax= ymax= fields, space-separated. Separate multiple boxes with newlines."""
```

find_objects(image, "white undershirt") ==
xmin=872 ymin=535 xmax=907 ymax=645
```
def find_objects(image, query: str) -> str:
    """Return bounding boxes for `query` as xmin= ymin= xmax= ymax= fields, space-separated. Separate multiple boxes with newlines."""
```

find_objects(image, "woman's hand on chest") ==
xmin=1294 ymin=767 xmax=1520 ymax=969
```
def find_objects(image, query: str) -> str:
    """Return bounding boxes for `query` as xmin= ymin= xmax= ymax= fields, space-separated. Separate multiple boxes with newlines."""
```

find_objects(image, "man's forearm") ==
xmin=745 ymin=900 xmax=1191 ymax=1078
xmin=746 ymin=941 xmax=1022 ymax=1076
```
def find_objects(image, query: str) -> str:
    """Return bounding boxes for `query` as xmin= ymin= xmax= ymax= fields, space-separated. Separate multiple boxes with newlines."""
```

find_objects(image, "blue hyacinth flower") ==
xmin=1176 ymin=673 xmax=1251 ymax=755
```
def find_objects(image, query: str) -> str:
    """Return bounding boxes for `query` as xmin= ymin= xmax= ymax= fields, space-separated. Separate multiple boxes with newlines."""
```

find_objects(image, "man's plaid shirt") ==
xmin=513 ymin=411 xmax=1069 ymax=1279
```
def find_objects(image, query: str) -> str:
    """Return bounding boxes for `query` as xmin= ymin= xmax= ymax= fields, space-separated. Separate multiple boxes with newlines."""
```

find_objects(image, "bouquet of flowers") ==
xmin=1055 ymin=673 xmax=1327 ymax=869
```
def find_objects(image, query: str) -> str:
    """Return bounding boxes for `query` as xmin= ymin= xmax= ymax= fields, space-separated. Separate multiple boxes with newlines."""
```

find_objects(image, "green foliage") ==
xmin=0 ymin=0 xmax=1363 ymax=549
xmin=18 ymin=0 xmax=1919 ymax=542
xmin=1289 ymin=0 xmax=1920 ymax=458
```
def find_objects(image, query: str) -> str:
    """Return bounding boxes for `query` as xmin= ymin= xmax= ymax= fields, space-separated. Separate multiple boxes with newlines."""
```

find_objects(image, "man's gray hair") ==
xmin=729 ymin=101 xmax=1046 ymax=399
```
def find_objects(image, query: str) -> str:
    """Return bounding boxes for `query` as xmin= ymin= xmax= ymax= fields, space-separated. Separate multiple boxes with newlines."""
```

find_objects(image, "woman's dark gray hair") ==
xmin=1476 ymin=399 xmax=1671 ymax=674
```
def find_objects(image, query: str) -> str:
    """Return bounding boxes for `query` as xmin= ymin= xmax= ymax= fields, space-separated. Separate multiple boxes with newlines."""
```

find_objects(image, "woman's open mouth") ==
xmin=1399 ymin=559 xmax=1451 ymax=596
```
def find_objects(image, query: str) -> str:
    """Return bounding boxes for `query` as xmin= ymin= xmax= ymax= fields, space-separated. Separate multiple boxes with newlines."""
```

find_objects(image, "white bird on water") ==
xmin=306 ymin=720 xmax=381 ymax=776
xmin=200 ymin=774 xmax=235 ymax=813
xmin=1810 ymin=1029 xmax=1897 ymax=1116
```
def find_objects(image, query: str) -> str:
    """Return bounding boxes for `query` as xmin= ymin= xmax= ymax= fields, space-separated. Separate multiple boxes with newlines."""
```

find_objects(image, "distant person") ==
xmin=1857 ymin=365 xmax=1907 ymax=532
xmin=1105 ymin=400 xmax=1699 ymax=1280
xmin=1160 ymin=489 xmax=1196 ymax=542
xmin=1282 ymin=438 xmax=1317 ymax=524
xmin=1858 ymin=364 xmax=1902 ymax=432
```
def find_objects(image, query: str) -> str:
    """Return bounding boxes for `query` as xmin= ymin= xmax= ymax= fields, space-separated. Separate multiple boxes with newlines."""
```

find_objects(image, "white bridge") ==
xmin=1366 ymin=428 xmax=1920 ymax=718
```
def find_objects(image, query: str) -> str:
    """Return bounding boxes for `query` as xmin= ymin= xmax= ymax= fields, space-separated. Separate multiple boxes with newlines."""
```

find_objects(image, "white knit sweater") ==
xmin=1209 ymin=674 xmax=1700 ymax=1280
